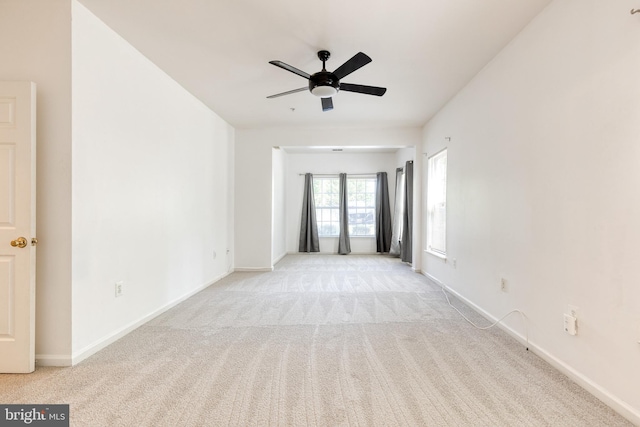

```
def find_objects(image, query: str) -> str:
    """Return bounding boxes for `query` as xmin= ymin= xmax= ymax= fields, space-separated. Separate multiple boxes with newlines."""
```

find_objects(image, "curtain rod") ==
xmin=298 ymin=173 xmax=377 ymax=176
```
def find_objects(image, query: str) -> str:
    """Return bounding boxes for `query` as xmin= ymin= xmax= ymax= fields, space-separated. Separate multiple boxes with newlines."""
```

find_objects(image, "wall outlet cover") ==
xmin=564 ymin=313 xmax=577 ymax=336
xmin=115 ymin=281 xmax=124 ymax=298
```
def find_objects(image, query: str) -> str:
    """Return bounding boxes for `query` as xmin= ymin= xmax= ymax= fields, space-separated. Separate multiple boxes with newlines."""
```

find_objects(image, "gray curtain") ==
xmin=338 ymin=173 xmax=351 ymax=255
xmin=389 ymin=168 xmax=404 ymax=256
xmin=299 ymin=173 xmax=320 ymax=252
xmin=401 ymin=161 xmax=413 ymax=263
xmin=375 ymin=172 xmax=392 ymax=253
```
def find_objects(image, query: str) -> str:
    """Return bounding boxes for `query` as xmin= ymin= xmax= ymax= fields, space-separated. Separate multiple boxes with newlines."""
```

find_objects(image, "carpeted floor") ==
xmin=0 ymin=254 xmax=632 ymax=426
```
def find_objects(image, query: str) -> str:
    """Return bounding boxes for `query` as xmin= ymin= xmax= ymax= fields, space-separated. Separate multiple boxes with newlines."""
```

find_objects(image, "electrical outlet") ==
xmin=564 ymin=313 xmax=577 ymax=335
xmin=115 ymin=281 xmax=124 ymax=298
xmin=500 ymin=277 xmax=507 ymax=292
xmin=568 ymin=305 xmax=578 ymax=318
xmin=452 ymin=258 xmax=457 ymax=268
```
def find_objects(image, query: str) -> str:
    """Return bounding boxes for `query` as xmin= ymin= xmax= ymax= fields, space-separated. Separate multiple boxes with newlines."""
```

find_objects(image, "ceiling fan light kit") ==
xmin=268 ymin=50 xmax=386 ymax=112
xmin=311 ymin=85 xmax=338 ymax=98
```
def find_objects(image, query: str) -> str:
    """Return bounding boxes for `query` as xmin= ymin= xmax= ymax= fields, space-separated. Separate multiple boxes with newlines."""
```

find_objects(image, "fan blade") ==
xmin=332 ymin=52 xmax=372 ymax=80
xmin=267 ymin=87 xmax=308 ymax=99
xmin=340 ymin=83 xmax=387 ymax=96
xmin=321 ymin=97 xmax=333 ymax=112
xmin=269 ymin=60 xmax=311 ymax=79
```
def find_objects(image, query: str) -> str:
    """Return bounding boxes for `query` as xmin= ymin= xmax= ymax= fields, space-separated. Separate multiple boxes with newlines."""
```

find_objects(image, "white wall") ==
xmin=0 ymin=0 xmax=73 ymax=364
xmin=422 ymin=0 xmax=640 ymax=422
xmin=234 ymin=139 xmax=273 ymax=270
xmin=285 ymin=151 xmax=397 ymax=254
xmin=271 ymin=147 xmax=286 ymax=264
xmin=235 ymin=127 xmax=421 ymax=269
xmin=395 ymin=147 xmax=414 ymax=169
xmin=71 ymin=2 xmax=234 ymax=361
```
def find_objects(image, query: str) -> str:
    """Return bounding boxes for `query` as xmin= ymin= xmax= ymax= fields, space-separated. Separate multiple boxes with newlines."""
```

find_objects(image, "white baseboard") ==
xmin=424 ymin=272 xmax=530 ymax=349
xmin=272 ymin=252 xmax=287 ymax=266
xmin=529 ymin=339 xmax=640 ymax=425
xmin=234 ymin=267 xmax=274 ymax=272
xmin=69 ymin=271 xmax=232 ymax=366
xmin=349 ymin=252 xmax=382 ymax=255
xmin=285 ymin=251 xmax=382 ymax=255
xmin=421 ymin=271 xmax=640 ymax=426
xmin=35 ymin=354 xmax=72 ymax=367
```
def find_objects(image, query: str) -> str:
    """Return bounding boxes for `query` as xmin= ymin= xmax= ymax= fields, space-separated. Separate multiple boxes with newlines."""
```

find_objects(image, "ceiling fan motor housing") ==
xmin=309 ymin=71 xmax=339 ymax=98
xmin=267 ymin=49 xmax=385 ymax=110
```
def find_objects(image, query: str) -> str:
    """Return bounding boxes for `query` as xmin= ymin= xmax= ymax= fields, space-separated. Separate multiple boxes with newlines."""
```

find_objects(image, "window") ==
xmin=347 ymin=177 xmax=376 ymax=236
xmin=313 ymin=177 xmax=339 ymax=236
xmin=427 ymin=149 xmax=447 ymax=255
xmin=313 ymin=176 xmax=377 ymax=237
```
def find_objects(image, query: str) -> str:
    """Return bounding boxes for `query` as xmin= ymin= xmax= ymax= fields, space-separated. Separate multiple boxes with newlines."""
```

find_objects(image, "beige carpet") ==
xmin=0 ymin=254 xmax=632 ymax=426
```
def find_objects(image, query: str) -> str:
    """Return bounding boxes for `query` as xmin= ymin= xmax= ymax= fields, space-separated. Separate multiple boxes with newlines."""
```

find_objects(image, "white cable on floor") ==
xmin=440 ymin=286 xmax=530 ymax=351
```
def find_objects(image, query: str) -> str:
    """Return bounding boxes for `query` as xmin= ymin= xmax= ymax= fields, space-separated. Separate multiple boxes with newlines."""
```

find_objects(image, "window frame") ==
xmin=312 ymin=175 xmax=377 ymax=238
xmin=313 ymin=176 xmax=340 ymax=237
xmin=347 ymin=176 xmax=377 ymax=237
xmin=426 ymin=148 xmax=447 ymax=257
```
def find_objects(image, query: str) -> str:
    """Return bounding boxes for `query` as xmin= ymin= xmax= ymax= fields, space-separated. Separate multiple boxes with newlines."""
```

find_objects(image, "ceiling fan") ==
xmin=267 ymin=50 xmax=387 ymax=112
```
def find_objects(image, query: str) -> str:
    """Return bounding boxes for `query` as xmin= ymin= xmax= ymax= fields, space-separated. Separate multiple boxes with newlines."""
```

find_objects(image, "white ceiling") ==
xmin=77 ymin=0 xmax=552 ymax=130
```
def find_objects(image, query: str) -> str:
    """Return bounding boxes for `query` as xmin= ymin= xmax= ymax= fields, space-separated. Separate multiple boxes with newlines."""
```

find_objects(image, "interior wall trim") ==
xmin=34 ymin=354 xmax=72 ymax=367
xmin=421 ymin=271 xmax=640 ymax=426
xmin=68 ymin=271 xmax=232 ymax=366
xmin=234 ymin=267 xmax=274 ymax=272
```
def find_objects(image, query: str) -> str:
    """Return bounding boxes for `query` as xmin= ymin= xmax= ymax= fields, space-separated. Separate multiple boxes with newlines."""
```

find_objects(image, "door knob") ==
xmin=10 ymin=237 xmax=27 ymax=248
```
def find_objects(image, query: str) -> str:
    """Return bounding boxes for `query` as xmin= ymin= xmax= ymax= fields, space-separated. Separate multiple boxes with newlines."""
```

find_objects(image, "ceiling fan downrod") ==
xmin=318 ymin=50 xmax=330 ymax=71
xmin=310 ymin=51 xmax=338 ymax=98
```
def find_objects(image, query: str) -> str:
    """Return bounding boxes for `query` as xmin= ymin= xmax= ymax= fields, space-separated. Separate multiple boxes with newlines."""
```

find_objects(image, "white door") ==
xmin=0 ymin=81 xmax=36 ymax=373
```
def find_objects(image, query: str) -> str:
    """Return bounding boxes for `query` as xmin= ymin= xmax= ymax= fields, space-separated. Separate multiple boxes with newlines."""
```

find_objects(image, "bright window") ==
xmin=313 ymin=177 xmax=340 ymax=236
xmin=313 ymin=176 xmax=377 ymax=237
xmin=347 ymin=177 xmax=376 ymax=236
xmin=427 ymin=149 xmax=447 ymax=255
